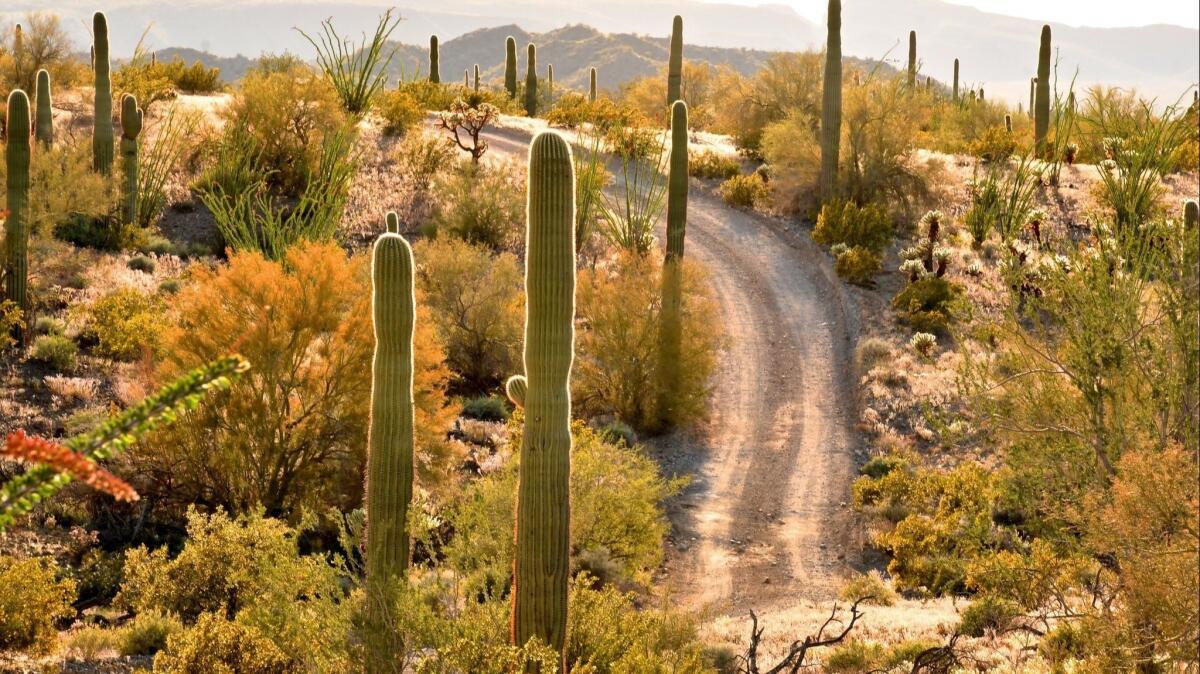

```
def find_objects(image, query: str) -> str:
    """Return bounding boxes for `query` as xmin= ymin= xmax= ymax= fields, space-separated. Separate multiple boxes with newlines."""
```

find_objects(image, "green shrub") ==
xmin=31 ymin=334 xmax=78 ymax=370
xmin=446 ymin=423 xmax=685 ymax=592
xmin=545 ymin=92 xmax=595 ymax=128
xmin=152 ymin=613 xmax=300 ymax=674
xmin=120 ymin=610 xmax=183 ymax=656
xmin=375 ymin=89 xmax=423 ymax=136
xmin=813 ymin=200 xmax=892 ymax=253
xmin=838 ymin=570 xmax=897 ymax=606
xmin=430 ymin=161 xmax=525 ymax=252
xmin=64 ymin=625 xmax=119 ymax=661
xmin=968 ymin=125 xmax=1017 ymax=163
xmin=958 ymin=595 xmax=1020 ymax=637
xmin=689 ymin=150 xmax=740 ymax=180
xmin=80 ymin=287 xmax=165 ymax=361
xmin=128 ymin=255 xmax=156 ymax=273
xmin=461 ymin=396 xmax=510 ymax=422
xmin=414 ymin=238 xmax=523 ymax=394
xmin=162 ymin=58 xmax=222 ymax=93
xmin=0 ymin=556 xmax=76 ymax=654
xmin=33 ymin=316 xmax=64 ymax=336
xmin=858 ymin=454 xmax=909 ymax=480
xmin=0 ymin=301 xmax=23 ymax=350
xmin=833 ymin=246 xmax=882 ymax=287
xmin=718 ymin=173 xmax=767 ymax=209
xmin=891 ymin=277 xmax=963 ymax=334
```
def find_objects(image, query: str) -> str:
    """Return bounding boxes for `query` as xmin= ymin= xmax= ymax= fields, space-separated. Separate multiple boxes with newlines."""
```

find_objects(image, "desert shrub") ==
xmin=128 ymin=255 xmax=156 ymax=273
xmin=958 ymin=595 xmax=1019 ymax=637
xmin=759 ymin=110 xmax=822 ymax=213
xmin=79 ymin=287 xmax=165 ymax=361
xmin=967 ymin=125 xmax=1017 ymax=162
xmin=620 ymin=62 xmax=718 ymax=129
xmin=566 ymin=576 xmax=715 ymax=672
xmin=136 ymin=104 xmax=203 ymax=228
xmin=392 ymin=131 xmax=457 ymax=224
xmin=822 ymin=638 xmax=939 ymax=674
xmin=838 ymin=570 xmax=897 ymax=606
xmin=545 ymin=92 xmax=595 ymax=128
xmin=461 ymin=396 xmax=510 ymax=422
xmin=598 ymin=421 xmax=637 ymax=448
xmin=8 ymin=142 xmax=116 ymax=238
xmin=152 ymin=612 xmax=300 ymax=674
xmin=64 ymin=626 xmax=118 ymax=661
xmin=429 ymin=161 xmax=525 ymax=252
xmin=0 ymin=12 xmax=82 ymax=94
xmin=400 ymin=79 xmax=461 ymax=112
xmin=120 ymin=610 xmax=183 ymax=656
xmin=113 ymin=47 xmax=177 ymax=111
xmin=891 ymin=277 xmax=963 ymax=334
xmin=833 ymin=246 xmax=882 ymax=286
xmin=718 ymin=173 xmax=768 ymax=209
xmin=711 ymin=53 xmax=823 ymax=153
xmin=375 ymin=89 xmax=423 ymax=135
xmin=689 ymin=150 xmax=740 ymax=180
xmin=132 ymin=242 xmax=456 ymax=516
xmin=854 ymin=338 xmax=892 ymax=374
xmin=812 ymin=200 xmax=892 ymax=253
xmin=446 ymin=423 xmax=684 ymax=592
xmin=30 ymin=334 xmax=77 ymax=370
xmin=575 ymin=254 xmax=722 ymax=432
xmin=161 ymin=57 xmax=222 ymax=93
xmin=0 ymin=556 xmax=76 ymax=654
xmin=213 ymin=65 xmax=347 ymax=196
xmin=1 ymin=301 xmax=24 ymax=351
xmin=414 ymin=238 xmax=523 ymax=394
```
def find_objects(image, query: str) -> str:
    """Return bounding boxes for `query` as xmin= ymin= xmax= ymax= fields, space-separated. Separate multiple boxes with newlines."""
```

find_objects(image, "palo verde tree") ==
xmin=509 ymin=131 xmax=576 ymax=666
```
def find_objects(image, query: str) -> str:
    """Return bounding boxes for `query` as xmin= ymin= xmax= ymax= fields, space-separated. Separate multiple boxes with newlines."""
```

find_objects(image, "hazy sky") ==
xmin=736 ymin=0 xmax=1200 ymax=29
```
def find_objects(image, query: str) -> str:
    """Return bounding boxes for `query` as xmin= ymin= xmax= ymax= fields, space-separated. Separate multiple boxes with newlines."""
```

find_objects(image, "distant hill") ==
xmin=11 ymin=0 xmax=1198 ymax=103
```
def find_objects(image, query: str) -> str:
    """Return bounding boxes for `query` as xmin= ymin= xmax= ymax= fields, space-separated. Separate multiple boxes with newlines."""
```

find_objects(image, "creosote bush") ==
xmin=375 ymin=89 xmax=423 ymax=136
xmin=813 ymin=199 xmax=892 ymax=253
xmin=78 ymin=287 xmax=165 ymax=361
xmin=429 ymin=160 xmax=525 ymax=252
xmin=718 ymin=173 xmax=768 ymax=209
xmin=0 ymin=556 xmax=76 ymax=654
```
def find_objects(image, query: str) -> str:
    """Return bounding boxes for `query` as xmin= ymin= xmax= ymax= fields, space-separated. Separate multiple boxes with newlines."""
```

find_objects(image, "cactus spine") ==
xmin=429 ymin=35 xmax=440 ymax=84
xmin=511 ymin=131 xmax=576 ymax=664
xmin=4 ymin=90 xmax=31 ymax=320
xmin=657 ymin=101 xmax=690 ymax=429
xmin=952 ymin=58 xmax=959 ymax=102
xmin=589 ymin=67 xmax=597 ymax=103
xmin=473 ymin=64 xmax=481 ymax=92
xmin=34 ymin=69 xmax=52 ymax=147
xmin=524 ymin=43 xmax=538 ymax=117
xmin=505 ymin=36 xmax=518 ymax=98
xmin=820 ymin=0 xmax=841 ymax=201
xmin=92 ymin=12 xmax=113 ymax=176
xmin=1034 ymin=25 xmax=1051 ymax=157
xmin=907 ymin=31 xmax=916 ymax=86
xmin=667 ymin=15 xmax=683 ymax=106
xmin=120 ymin=94 xmax=142 ymax=227
xmin=364 ymin=213 xmax=417 ymax=663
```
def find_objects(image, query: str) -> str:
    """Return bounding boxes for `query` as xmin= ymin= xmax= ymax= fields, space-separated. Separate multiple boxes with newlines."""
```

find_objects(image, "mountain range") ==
xmin=4 ymin=0 xmax=1197 ymax=103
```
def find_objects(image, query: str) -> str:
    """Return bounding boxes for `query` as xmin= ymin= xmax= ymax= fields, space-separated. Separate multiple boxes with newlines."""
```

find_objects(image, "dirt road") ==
xmin=475 ymin=121 xmax=862 ymax=614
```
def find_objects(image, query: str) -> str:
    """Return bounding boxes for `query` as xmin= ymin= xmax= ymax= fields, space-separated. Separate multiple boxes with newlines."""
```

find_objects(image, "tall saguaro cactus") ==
xmin=34 ymin=70 xmax=53 ymax=147
xmin=1029 ymin=77 xmax=1036 ymax=119
xmin=505 ymin=36 xmax=519 ymax=99
xmin=92 ymin=12 xmax=114 ymax=175
xmin=907 ymin=31 xmax=917 ymax=86
xmin=589 ymin=67 xmax=597 ymax=103
xmin=524 ymin=43 xmax=538 ymax=117
xmin=429 ymin=35 xmax=440 ymax=84
xmin=511 ymin=131 xmax=576 ymax=665
xmin=667 ymin=15 xmax=683 ymax=106
xmin=1185 ymin=201 xmax=1198 ymax=229
xmin=657 ymin=101 xmax=690 ymax=428
xmin=473 ymin=64 xmax=481 ymax=92
xmin=120 ymin=94 xmax=143 ymax=226
xmin=1034 ymin=25 xmax=1051 ymax=157
xmin=547 ymin=64 xmax=554 ymax=99
xmin=952 ymin=59 xmax=959 ymax=102
xmin=364 ymin=214 xmax=417 ymax=662
xmin=4 ymin=91 xmax=31 ymax=319
xmin=820 ymin=0 xmax=841 ymax=201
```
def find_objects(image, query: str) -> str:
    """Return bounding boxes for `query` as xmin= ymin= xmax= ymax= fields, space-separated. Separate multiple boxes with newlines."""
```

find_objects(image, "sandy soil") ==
xmin=472 ymin=118 xmax=865 ymax=615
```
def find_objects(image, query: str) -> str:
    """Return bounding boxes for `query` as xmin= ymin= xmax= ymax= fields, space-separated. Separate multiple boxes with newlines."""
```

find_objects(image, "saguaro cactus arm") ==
xmin=511 ymin=131 xmax=576 ymax=665
xmin=34 ymin=69 xmax=53 ymax=147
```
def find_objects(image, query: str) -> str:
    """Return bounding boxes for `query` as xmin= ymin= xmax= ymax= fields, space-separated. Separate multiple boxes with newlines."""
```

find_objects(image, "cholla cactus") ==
xmin=919 ymin=209 xmax=944 ymax=242
xmin=909 ymin=332 xmax=937 ymax=357
xmin=1063 ymin=143 xmax=1078 ymax=165
xmin=966 ymin=260 xmax=983 ymax=277
xmin=933 ymin=247 xmax=952 ymax=277
xmin=1026 ymin=208 xmax=1047 ymax=245
xmin=899 ymin=258 xmax=927 ymax=283
xmin=438 ymin=98 xmax=500 ymax=163
xmin=830 ymin=242 xmax=850 ymax=258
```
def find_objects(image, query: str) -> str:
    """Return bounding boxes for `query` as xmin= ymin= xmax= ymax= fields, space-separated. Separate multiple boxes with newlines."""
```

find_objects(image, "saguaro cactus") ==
xmin=1185 ymin=200 xmax=1198 ymax=229
xmin=1004 ymin=114 xmax=1012 ymax=133
xmin=34 ymin=69 xmax=52 ymax=147
xmin=1034 ymin=25 xmax=1051 ymax=157
xmin=667 ymin=15 xmax=683 ymax=106
xmin=120 ymin=94 xmax=142 ymax=226
xmin=524 ymin=43 xmax=538 ymax=117
xmin=4 ymin=90 xmax=31 ymax=318
xmin=820 ymin=0 xmax=841 ymax=201
xmin=547 ymin=64 xmax=554 ymax=99
xmin=464 ymin=69 xmax=469 ymax=87
xmin=505 ymin=36 xmax=518 ymax=98
xmin=657 ymin=101 xmax=689 ymax=428
xmin=429 ymin=35 xmax=440 ymax=84
xmin=1029 ymin=77 xmax=1036 ymax=119
xmin=511 ymin=131 xmax=576 ymax=665
xmin=952 ymin=58 xmax=959 ymax=102
xmin=92 ymin=12 xmax=114 ymax=175
xmin=589 ymin=67 xmax=597 ymax=103
xmin=365 ymin=213 xmax=417 ymax=646
xmin=473 ymin=64 xmax=481 ymax=92
xmin=907 ymin=31 xmax=917 ymax=86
